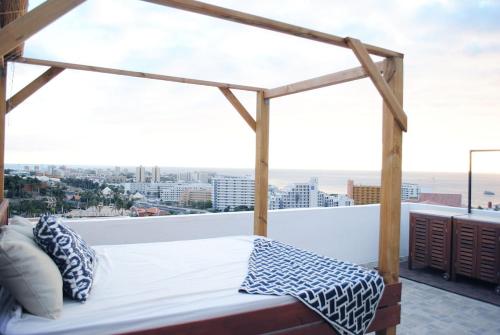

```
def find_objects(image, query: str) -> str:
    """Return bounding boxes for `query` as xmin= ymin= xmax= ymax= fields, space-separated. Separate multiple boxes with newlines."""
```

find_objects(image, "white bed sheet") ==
xmin=1 ymin=236 xmax=295 ymax=335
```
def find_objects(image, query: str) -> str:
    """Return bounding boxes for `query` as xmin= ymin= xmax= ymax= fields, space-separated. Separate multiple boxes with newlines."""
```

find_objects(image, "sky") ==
xmin=4 ymin=0 xmax=500 ymax=173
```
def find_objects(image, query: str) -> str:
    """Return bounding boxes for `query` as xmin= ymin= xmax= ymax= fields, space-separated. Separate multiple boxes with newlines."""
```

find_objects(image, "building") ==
xmin=179 ymin=188 xmax=212 ymax=206
xmin=160 ymin=183 xmax=211 ymax=203
xmin=152 ymin=166 xmax=161 ymax=183
xmin=136 ymin=166 xmax=146 ymax=183
xmin=319 ymin=192 xmax=354 ymax=207
xmin=411 ymin=193 xmax=462 ymax=207
xmin=347 ymin=180 xmax=381 ymax=205
xmin=212 ymin=176 xmax=255 ymax=211
xmin=401 ymin=183 xmax=421 ymax=201
xmin=177 ymin=171 xmax=194 ymax=182
xmin=269 ymin=178 xmax=319 ymax=210
xmin=194 ymin=171 xmax=210 ymax=183
xmin=347 ymin=180 xmax=421 ymax=204
xmin=269 ymin=178 xmax=353 ymax=210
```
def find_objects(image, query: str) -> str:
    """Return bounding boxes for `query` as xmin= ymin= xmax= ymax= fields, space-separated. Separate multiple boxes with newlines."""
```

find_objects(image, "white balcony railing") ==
xmin=64 ymin=203 xmax=500 ymax=265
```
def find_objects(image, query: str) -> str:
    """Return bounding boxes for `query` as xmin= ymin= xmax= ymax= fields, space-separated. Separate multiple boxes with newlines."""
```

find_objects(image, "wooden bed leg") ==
xmin=0 ymin=61 xmax=7 ymax=202
xmin=254 ymin=91 xmax=270 ymax=236
xmin=378 ymin=56 xmax=404 ymax=335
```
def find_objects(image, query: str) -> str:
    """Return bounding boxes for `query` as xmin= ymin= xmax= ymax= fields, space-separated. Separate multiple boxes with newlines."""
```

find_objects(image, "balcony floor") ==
xmin=399 ymin=278 xmax=500 ymax=334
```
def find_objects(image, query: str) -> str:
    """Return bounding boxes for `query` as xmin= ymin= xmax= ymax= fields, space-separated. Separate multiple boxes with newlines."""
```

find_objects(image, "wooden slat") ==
xmin=254 ymin=91 xmax=269 ymax=236
xmin=0 ymin=66 xmax=6 ymax=202
xmin=376 ymin=57 xmax=404 ymax=335
xmin=218 ymin=87 xmax=256 ymax=131
xmin=141 ymin=0 xmax=402 ymax=58
xmin=0 ymin=0 xmax=85 ymax=57
xmin=346 ymin=38 xmax=407 ymax=132
xmin=264 ymin=60 xmax=387 ymax=99
xmin=13 ymin=57 xmax=264 ymax=92
xmin=378 ymin=281 xmax=402 ymax=307
xmin=6 ymin=66 xmax=64 ymax=113
xmin=368 ymin=304 xmax=401 ymax=333
xmin=0 ymin=199 xmax=8 ymax=226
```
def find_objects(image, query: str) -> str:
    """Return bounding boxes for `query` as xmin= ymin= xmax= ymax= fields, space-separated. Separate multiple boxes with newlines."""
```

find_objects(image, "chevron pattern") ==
xmin=240 ymin=238 xmax=384 ymax=335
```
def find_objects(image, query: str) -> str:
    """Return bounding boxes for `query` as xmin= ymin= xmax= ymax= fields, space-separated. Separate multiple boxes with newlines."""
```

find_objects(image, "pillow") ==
xmin=8 ymin=216 xmax=34 ymax=238
xmin=0 ymin=227 xmax=63 ymax=319
xmin=33 ymin=215 xmax=96 ymax=302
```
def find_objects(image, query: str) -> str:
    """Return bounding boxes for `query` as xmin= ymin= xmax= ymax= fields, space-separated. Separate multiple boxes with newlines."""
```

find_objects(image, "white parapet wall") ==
xmin=64 ymin=203 xmax=500 ymax=265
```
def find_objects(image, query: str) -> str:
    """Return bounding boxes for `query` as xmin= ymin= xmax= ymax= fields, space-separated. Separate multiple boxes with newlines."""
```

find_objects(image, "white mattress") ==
xmin=1 ymin=236 xmax=295 ymax=335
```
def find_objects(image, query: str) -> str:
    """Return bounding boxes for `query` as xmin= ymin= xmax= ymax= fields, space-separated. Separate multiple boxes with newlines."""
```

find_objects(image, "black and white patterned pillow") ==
xmin=33 ymin=215 xmax=97 ymax=302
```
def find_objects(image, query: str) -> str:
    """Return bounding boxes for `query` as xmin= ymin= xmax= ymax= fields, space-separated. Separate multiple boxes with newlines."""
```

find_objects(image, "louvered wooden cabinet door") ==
xmin=409 ymin=212 xmax=452 ymax=279
xmin=429 ymin=218 xmax=450 ymax=271
xmin=452 ymin=216 xmax=500 ymax=290
xmin=409 ymin=214 xmax=429 ymax=268
xmin=453 ymin=220 xmax=477 ymax=278
xmin=477 ymin=225 xmax=499 ymax=283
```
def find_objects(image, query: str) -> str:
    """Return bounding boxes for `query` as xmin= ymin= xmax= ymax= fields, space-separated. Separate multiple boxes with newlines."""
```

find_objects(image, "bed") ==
xmin=0 ymin=204 xmax=400 ymax=335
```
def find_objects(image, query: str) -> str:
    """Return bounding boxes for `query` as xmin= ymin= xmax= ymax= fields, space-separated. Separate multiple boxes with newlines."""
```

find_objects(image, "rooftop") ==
xmin=62 ymin=202 xmax=500 ymax=333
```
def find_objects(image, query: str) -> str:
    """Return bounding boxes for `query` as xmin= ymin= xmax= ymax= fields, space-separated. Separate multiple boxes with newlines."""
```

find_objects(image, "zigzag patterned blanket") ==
xmin=239 ymin=238 xmax=384 ymax=335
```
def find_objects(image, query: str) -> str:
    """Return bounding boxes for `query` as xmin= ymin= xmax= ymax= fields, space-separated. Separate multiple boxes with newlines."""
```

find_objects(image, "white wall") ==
xmin=65 ymin=203 xmax=500 ymax=265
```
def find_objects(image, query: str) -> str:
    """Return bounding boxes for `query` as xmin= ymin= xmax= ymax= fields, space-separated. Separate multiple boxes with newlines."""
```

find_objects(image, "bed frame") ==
xmin=0 ymin=1 xmax=407 ymax=334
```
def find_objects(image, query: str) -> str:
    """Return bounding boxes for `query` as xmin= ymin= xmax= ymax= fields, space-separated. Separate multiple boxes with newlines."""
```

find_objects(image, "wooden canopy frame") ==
xmin=0 ymin=1 xmax=407 ymax=334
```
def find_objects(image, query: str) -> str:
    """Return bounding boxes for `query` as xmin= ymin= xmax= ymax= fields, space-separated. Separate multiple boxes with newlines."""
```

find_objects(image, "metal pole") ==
xmin=468 ymin=150 xmax=472 ymax=214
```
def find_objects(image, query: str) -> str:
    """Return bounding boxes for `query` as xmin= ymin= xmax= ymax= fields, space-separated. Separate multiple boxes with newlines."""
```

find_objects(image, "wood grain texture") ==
xmin=0 ymin=199 xmax=8 ymax=225
xmin=346 ymin=38 xmax=407 ymax=132
xmin=6 ymin=66 xmax=64 ymax=113
xmin=0 ymin=66 xmax=6 ymax=201
xmin=264 ymin=60 xmax=387 ymax=99
xmin=0 ymin=0 xmax=85 ymax=57
xmin=142 ymin=0 xmax=402 ymax=58
xmin=254 ymin=91 xmax=269 ymax=236
xmin=219 ymin=87 xmax=256 ymax=131
xmin=377 ymin=57 xmax=404 ymax=335
xmin=119 ymin=283 xmax=401 ymax=335
xmin=13 ymin=57 xmax=264 ymax=92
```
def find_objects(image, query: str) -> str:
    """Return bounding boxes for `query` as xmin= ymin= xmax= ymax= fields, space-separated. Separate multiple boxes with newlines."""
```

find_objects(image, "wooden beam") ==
xmin=0 ymin=0 xmax=85 ymax=57
xmin=377 ymin=57 xmax=404 ymax=335
xmin=13 ymin=57 xmax=264 ymax=92
xmin=141 ymin=0 xmax=403 ymax=58
xmin=0 ymin=66 xmax=6 ymax=201
xmin=6 ymin=66 xmax=64 ymax=113
xmin=264 ymin=60 xmax=387 ymax=99
xmin=254 ymin=91 xmax=269 ymax=236
xmin=346 ymin=38 xmax=407 ymax=132
xmin=219 ymin=88 xmax=256 ymax=132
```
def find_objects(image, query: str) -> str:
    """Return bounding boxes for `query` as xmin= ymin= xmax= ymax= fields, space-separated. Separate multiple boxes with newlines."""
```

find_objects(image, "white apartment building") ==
xmin=160 ymin=183 xmax=212 ymax=203
xmin=320 ymin=192 xmax=354 ymax=207
xmin=122 ymin=182 xmax=212 ymax=203
xmin=177 ymin=171 xmax=194 ymax=182
xmin=269 ymin=178 xmax=354 ymax=210
xmin=136 ymin=166 xmax=146 ymax=183
xmin=401 ymin=183 xmax=421 ymax=201
xmin=268 ymin=178 xmax=321 ymax=210
xmin=212 ymin=176 xmax=255 ymax=211
xmin=152 ymin=166 xmax=161 ymax=183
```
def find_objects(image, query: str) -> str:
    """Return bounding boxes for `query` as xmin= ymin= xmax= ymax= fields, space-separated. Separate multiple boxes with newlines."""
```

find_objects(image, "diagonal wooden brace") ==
xmin=6 ymin=66 xmax=64 ymax=114
xmin=346 ymin=37 xmax=407 ymax=132
xmin=219 ymin=87 xmax=256 ymax=132
xmin=0 ymin=0 xmax=86 ymax=58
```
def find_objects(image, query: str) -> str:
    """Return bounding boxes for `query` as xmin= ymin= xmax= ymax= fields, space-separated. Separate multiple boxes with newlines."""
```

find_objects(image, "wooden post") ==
xmin=377 ymin=57 xmax=403 ymax=335
xmin=254 ymin=91 xmax=269 ymax=236
xmin=0 ymin=63 xmax=7 ymax=201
